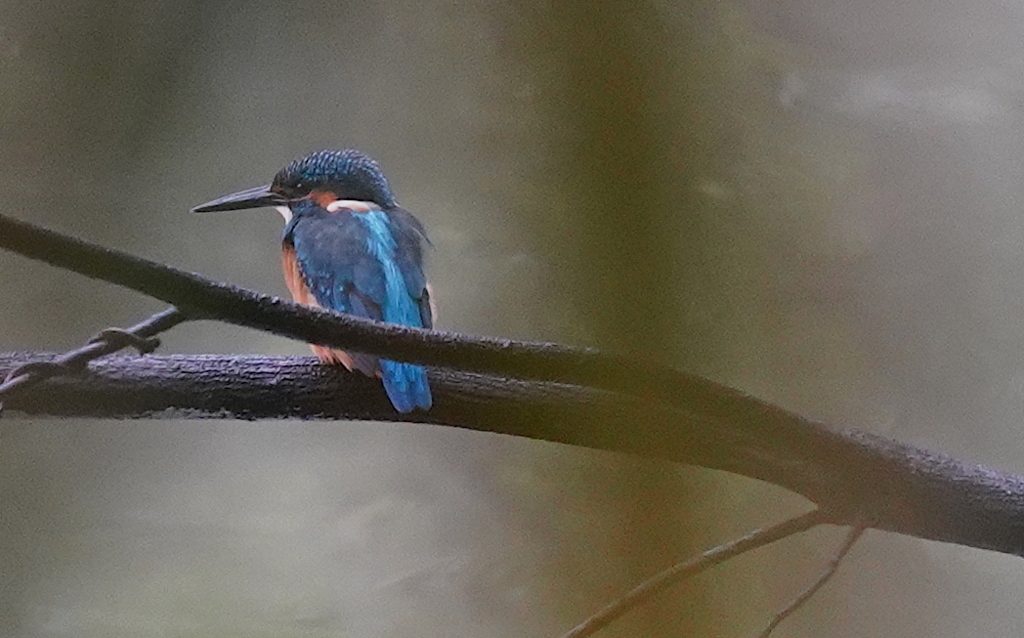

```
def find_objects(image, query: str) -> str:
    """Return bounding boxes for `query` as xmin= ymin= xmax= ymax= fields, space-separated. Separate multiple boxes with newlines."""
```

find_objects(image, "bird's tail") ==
xmin=311 ymin=345 xmax=430 ymax=412
xmin=380 ymin=359 xmax=432 ymax=413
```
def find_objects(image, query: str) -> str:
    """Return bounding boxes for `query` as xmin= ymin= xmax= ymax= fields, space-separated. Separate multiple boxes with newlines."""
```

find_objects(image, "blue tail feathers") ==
xmin=381 ymin=359 xmax=432 ymax=413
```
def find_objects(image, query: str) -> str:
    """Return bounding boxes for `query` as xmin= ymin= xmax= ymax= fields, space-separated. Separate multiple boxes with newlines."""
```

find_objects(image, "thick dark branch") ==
xmin=4 ymin=215 xmax=1024 ymax=557
xmin=4 ymin=351 xmax=1024 ymax=559
xmin=0 ymin=214 xmax=861 ymax=446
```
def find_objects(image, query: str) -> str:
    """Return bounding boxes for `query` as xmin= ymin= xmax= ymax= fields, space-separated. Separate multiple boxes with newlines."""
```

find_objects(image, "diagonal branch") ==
xmin=756 ymin=524 xmax=866 ymax=638
xmin=4 ymin=215 xmax=1024 ymax=559
xmin=558 ymin=510 xmax=829 ymax=638
xmin=0 ymin=214 xmax=842 ymax=438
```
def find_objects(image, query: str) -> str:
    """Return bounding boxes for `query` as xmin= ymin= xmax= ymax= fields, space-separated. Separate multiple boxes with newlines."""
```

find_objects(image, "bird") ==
xmin=192 ymin=149 xmax=433 ymax=412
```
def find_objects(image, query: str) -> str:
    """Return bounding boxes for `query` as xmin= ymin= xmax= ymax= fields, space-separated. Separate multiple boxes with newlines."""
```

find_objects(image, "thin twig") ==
xmin=558 ymin=509 xmax=829 ymax=638
xmin=0 ymin=307 xmax=187 ymax=405
xmin=755 ymin=523 xmax=866 ymax=638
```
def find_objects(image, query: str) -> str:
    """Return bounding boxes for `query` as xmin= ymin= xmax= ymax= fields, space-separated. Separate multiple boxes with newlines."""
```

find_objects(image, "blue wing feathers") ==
xmin=380 ymin=358 xmax=431 ymax=413
xmin=359 ymin=209 xmax=431 ymax=411
xmin=391 ymin=207 xmax=429 ymax=295
xmin=286 ymin=201 xmax=432 ymax=411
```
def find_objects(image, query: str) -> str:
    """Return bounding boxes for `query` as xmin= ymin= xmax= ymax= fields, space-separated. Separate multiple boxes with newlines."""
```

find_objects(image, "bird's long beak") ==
xmin=191 ymin=184 xmax=286 ymax=212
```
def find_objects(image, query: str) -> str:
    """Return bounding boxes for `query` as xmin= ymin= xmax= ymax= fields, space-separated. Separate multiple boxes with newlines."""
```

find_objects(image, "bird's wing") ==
xmin=280 ymin=242 xmax=360 ymax=371
xmin=389 ymin=206 xmax=434 ymax=329
xmin=283 ymin=208 xmax=431 ymax=373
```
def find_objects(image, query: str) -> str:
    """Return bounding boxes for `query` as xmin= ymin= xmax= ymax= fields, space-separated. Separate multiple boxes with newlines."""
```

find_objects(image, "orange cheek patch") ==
xmin=310 ymin=190 xmax=337 ymax=207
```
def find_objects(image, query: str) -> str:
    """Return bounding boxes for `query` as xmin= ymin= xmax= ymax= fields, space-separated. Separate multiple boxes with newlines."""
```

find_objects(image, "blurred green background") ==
xmin=5 ymin=1 xmax=1024 ymax=636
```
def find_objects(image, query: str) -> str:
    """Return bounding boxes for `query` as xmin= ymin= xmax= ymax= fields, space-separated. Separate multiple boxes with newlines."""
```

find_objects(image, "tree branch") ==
xmin=756 ymin=524 xmax=866 ymax=638
xmin=3 ymin=214 xmax=1024 ymax=559
xmin=558 ymin=510 xmax=829 ymax=638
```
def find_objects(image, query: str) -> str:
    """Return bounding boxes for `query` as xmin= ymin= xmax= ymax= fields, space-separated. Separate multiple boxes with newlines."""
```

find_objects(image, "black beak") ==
xmin=191 ymin=184 xmax=286 ymax=212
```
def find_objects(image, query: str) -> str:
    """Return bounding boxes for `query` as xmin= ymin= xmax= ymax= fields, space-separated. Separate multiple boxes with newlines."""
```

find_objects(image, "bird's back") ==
xmin=282 ymin=200 xmax=432 ymax=412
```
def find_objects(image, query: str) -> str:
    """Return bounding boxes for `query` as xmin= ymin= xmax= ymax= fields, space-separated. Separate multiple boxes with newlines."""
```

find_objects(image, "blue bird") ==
xmin=193 ymin=149 xmax=433 ymax=412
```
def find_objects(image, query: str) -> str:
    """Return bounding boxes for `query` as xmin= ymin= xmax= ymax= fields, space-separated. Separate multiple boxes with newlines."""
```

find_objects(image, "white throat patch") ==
xmin=274 ymin=206 xmax=292 ymax=223
xmin=326 ymin=199 xmax=376 ymax=213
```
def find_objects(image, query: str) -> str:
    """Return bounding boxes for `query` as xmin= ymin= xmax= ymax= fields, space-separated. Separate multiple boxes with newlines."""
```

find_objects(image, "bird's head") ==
xmin=192 ymin=149 xmax=397 ymax=215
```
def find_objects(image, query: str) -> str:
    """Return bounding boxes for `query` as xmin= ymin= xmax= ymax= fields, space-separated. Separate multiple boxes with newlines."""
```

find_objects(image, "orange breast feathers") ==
xmin=280 ymin=244 xmax=359 ymax=370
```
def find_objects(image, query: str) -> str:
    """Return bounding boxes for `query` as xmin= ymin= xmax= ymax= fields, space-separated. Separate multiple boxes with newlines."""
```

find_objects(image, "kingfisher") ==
xmin=192 ymin=149 xmax=433 ymax=412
